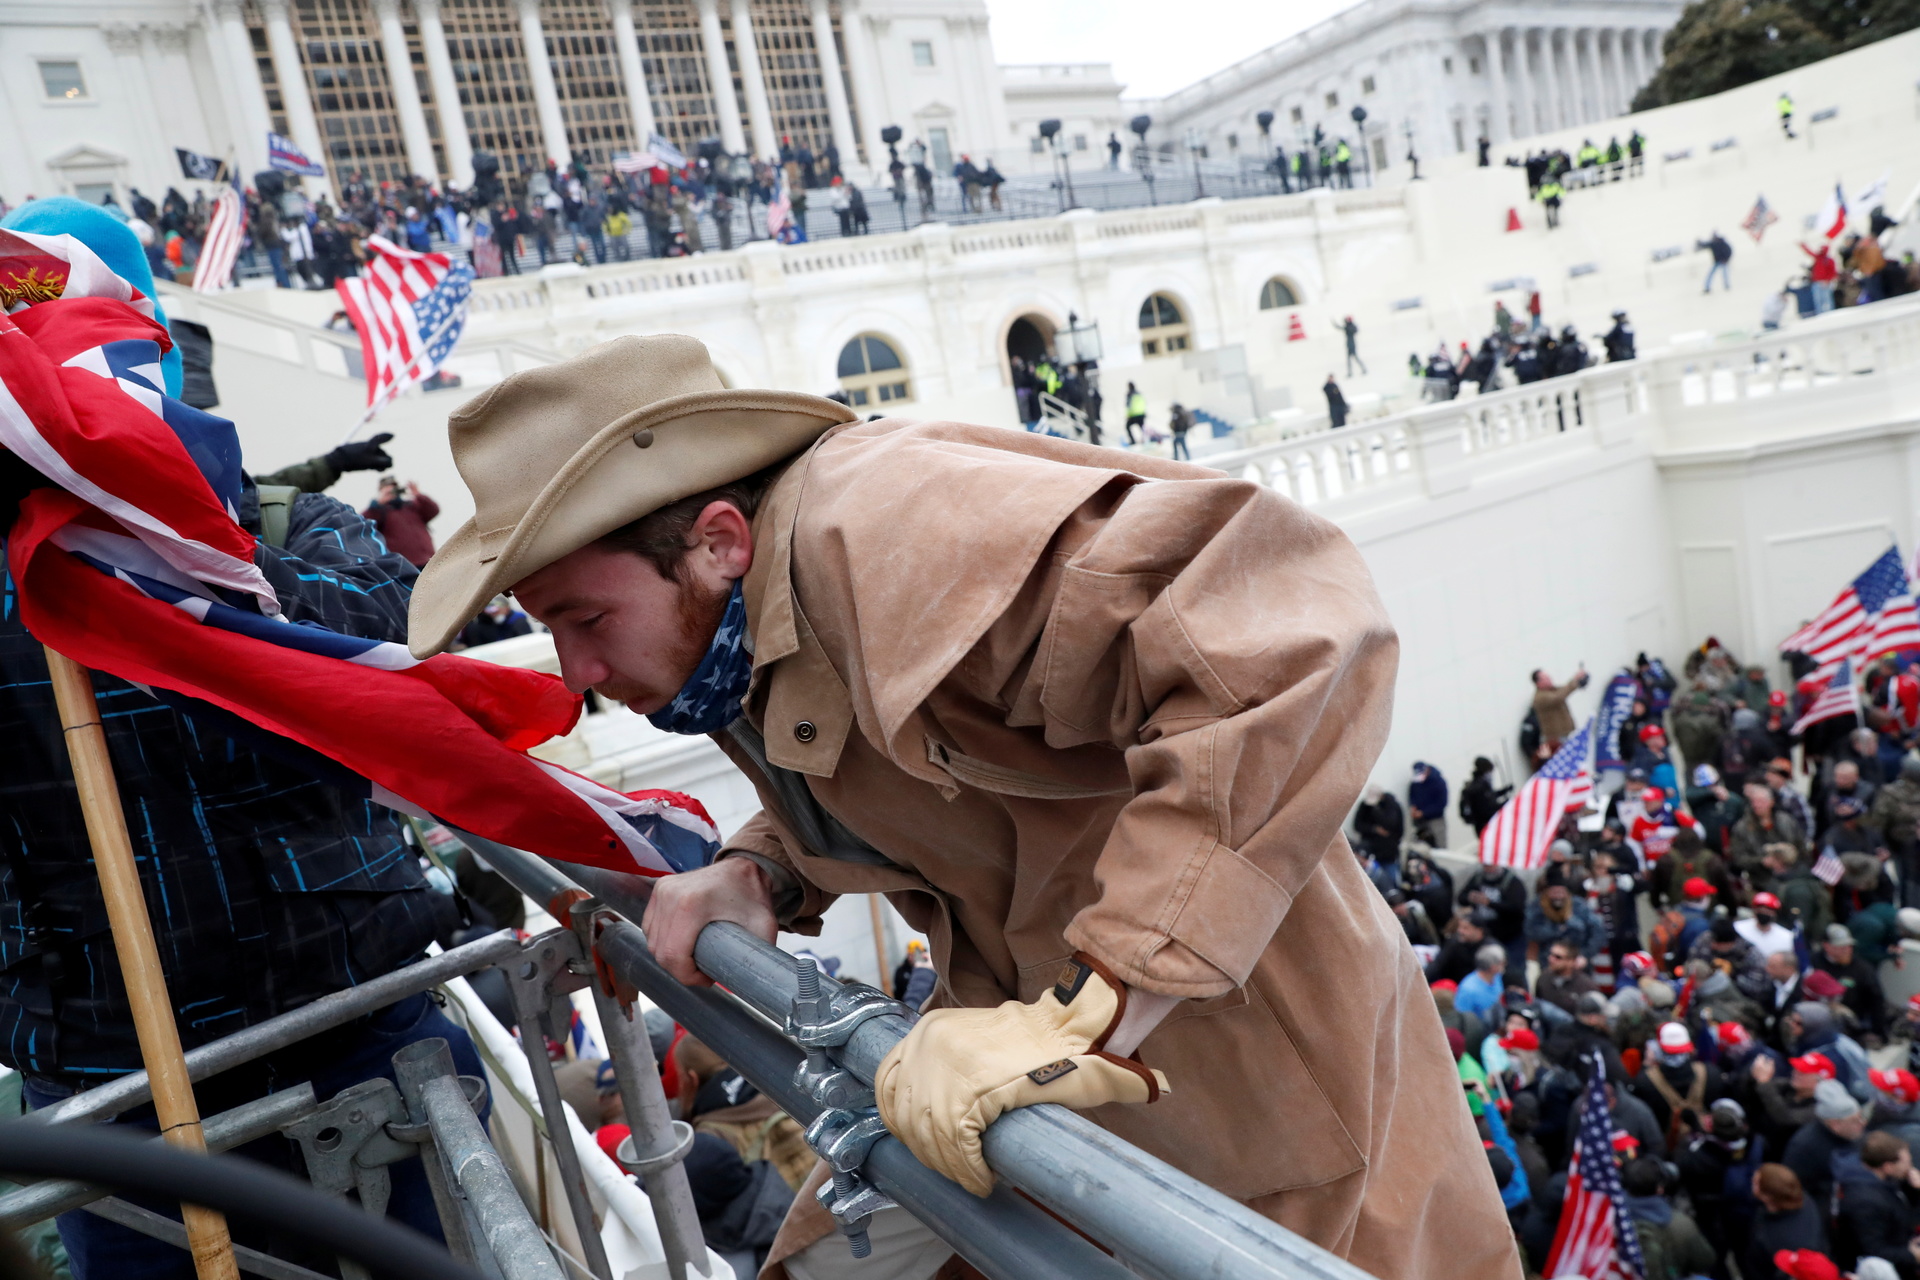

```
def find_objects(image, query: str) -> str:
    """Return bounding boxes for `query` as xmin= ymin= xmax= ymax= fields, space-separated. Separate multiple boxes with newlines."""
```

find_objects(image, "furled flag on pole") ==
xmin=1793 ymin=656 xmax=1859 ymax=736
xmin=1545 ymin=1052 xmax=1646 ymax=1279
xmin=190 ymin=186 xmax=245 ymax=295
xmin=1481 ymin=719 xmax=1593 ymax=869
xmin=335 ymin=234 xmax=473 ymax=428
xmin=0 ymin=226 xmax=716 ymax=877
xmin=1815 ymin=182 xmax=1848 ymax=240
xmin=1779 ymin=547 xmax=1920 ymax=664
xmin=175 ymin=148 xmax=228 ymax=183
xmin=267 ymin=131 xmax=326 ymax=177
xmin=1741 ymin=194 xmax=1778 ymax=243
xmin=1595 ymin=673 xmax=1639 ymax=770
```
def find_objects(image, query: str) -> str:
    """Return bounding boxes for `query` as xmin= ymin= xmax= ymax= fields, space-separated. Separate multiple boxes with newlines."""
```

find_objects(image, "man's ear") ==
xmin=691 ymin=500 xmax=754 ymax=582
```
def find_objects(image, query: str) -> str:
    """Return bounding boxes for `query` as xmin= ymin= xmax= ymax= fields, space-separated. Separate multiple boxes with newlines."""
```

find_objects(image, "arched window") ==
xmin=1137 ymin=293 xmax=1189 ymax=358
xmin=1259 ymin=277 xmax=1299 ymax=309
xmin=837 ymin=334 xmax=912 ymax=408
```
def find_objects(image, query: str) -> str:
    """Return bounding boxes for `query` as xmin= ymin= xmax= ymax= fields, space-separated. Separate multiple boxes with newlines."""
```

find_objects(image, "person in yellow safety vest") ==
xmin=1777 ymin=92 xmax=1795 ymax=139
xmin=1124 ymin=382 xmax=1147 ymax=444
xmin=1333 ymin=140 xmax=1353 ymax=188
xmin=1291 ymin=150 xmax=1308 ymax=189
xmin=1536 ymin=177 xmax=1564 ymax=229
xmin=1035 ymin=358 xmax=1062 ymax=397
xmin=1576 ymin=141 xmax=1601 ymax=168
xmin=603 ymin=205 xmax=633 ymax=261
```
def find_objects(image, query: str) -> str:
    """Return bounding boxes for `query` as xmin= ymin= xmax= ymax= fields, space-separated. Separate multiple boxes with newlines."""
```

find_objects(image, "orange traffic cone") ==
xmin=1286 ymin=312 xmax=1306 ymax=342
xmin=1505 ymin=206 xmax=1524 ymax=232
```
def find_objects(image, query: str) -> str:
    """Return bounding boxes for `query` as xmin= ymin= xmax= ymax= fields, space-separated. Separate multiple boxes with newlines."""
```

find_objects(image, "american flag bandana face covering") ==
xmin=648 ymin=580 xmax=753 ymax=736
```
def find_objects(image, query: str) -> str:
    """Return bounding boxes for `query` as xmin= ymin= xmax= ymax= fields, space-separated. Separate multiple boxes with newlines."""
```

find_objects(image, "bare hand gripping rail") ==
xmin=461 ymin=833 xmax=1379 ymax=1280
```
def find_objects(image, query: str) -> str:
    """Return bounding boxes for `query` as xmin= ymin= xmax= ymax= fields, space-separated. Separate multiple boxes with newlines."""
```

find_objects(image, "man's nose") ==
xmin=553 ymin=637 xmax=607 ymax=694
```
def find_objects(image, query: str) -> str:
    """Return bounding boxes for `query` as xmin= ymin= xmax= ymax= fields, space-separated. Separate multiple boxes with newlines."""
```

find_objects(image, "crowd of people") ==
xmin=1506 ymin=133 xmax=1649 ymax=229
xmin=1352 ymin=638 xmax=1920 ymax=1278
xmin=1398 ymin=294 xmax=1636 ymax=404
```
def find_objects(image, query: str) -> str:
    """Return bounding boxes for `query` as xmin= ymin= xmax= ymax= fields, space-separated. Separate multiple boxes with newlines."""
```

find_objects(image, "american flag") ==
xmin=1742 ymin=194 xmax=1779 ymax=243
xmin=1780 ymin=548 xmax=1920 ymax=665
xmin=0 ymin=227 xmax=717 ymax=878
xmin=1481 ymin=719 xmax=1593 ymax=869
xmin=1546 ymin=1052 xmax=1646 ymax=1279
xmin=336 ymin=234 xmax=473 ymax=424
xmin=1792 ymin=656 xmax=1858 ymax=735
xmin=1812 ymin=848 xmax=1847 ymax=886
xmin=190 ymin=186 xmax=244 ymax=295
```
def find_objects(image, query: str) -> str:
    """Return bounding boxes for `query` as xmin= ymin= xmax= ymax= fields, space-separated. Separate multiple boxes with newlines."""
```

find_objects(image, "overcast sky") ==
xmin=983 ymin=0 xmax=1362 ymax=99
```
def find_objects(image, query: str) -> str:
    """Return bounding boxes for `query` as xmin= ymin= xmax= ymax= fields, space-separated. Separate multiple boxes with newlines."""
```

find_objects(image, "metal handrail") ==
xmin=462 ymin=833 xmax=1379 ymax=1280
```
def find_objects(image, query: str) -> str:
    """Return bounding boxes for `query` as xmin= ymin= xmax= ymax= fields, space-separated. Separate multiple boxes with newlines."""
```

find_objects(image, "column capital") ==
xmin=606 ymin=0 xmax=633 ymax=15
xmin=414 ymin=0 xmax=443 ymax=17
xmin=369 ymin=0 xmax=405 ymax=19
xmin=210 ymin=0 xmax=247 ymax=21
xmin=258 ymin=0 xmax=291 ymax=19
xmin=103 ymin=22 xmax=144 ymax=54
xmin=151 ymin=23 xmax=192 ymax=52
xmin=511 ymin=0 xmax=545 ymax=16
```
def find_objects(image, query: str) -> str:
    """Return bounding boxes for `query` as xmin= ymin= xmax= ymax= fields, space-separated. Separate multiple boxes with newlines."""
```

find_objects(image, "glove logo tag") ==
xmin=1027 ymin=1059 xmax=1079 ymax=1086
xmin=1053 ymin=959 xmax=1094 ymax=1006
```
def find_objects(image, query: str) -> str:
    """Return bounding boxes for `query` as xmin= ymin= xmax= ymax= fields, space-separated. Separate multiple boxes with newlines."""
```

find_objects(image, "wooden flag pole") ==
xmin=43 ymin=647 xmax=241 ymax=1280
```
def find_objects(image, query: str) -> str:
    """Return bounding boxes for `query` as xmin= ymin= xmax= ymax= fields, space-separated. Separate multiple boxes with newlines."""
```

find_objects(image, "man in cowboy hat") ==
xmin=408 ymin=335 xmax=1517 ymax=1280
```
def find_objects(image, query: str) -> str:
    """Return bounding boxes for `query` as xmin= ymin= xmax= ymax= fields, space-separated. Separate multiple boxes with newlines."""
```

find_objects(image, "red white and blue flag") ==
xmin=1793 ymin=656 xmax=1859 ymax=736
xmin=1780 ymin=547 xmax=1920 ymax=665
xmin=1546 ymin=1052 xmax=1646 ymax=1279
xmin=267 ymin=130 xmax=325 ymax=178
xmin=336 ymin=235 xmax=473 ymax=425
xmin=0 ymin=227 xmax=716 ymax=877
xmin=1480 ymin=719 xmax=1593 ymax=869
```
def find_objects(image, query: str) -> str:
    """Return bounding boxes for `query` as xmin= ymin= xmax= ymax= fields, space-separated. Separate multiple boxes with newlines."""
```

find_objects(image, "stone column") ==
xmin=513 ymin=0 xmax=574 ymax=167
xmin=1579 ymin=29 xmax=1602 ymax=124
xmin=210 ymin=0 xmax=274 ymax=177
xmin=103 ymin=25 xmax=170 ymax=196
xmin=730 ymin=0 xmax=777 ymax=160
xmin=1483 ymin=29 xmax=1511 ymax=143
xmin=838 ymin=0 xmax=888 ymax=172
xmin=370 ymin=0 xmax=440 ymax=180
xmin=1514 ymin=28 xmax=1540 ymax=137
xmin=1554 ymin=29 xmax=1577 ymax=129
xmin=808 ymin=0 xmax=859 ymax=171
xmin=259 ymin=0 xmax=327 ymax=179
xmin=413 ymin=0 xmax=473 ymax=187
xmin=145 ymin=25 xmax=216 ymax=157
xmin=1604 ymin=30 xmax=1630 ymax=116
xmin=606 ymin=0 xmax=659 ymax=149
xmin=692 ymin=0 xmax=747 ymax=155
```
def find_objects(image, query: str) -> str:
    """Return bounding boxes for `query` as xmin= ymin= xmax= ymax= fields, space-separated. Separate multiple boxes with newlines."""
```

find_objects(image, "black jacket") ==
xmin=1784 ymin=1120 xmax=1859 ymax=1217
xmin=1837 ymin=1172 xmax=1920 ymax=1278
xmin=1459 ymin=773 xmax=1511 ymax=834
xmin=1748 ymin=1201 xmax=1829 ymax=1279
xmin=1459 ymin=865 xmax=1528 ymax=942
xmin=0 ymin=487 xmax=438 ymax=1083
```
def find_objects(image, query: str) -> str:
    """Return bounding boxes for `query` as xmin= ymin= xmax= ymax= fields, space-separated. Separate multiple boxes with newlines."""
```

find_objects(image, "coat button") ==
xmin=794 ymin=720 xmax=817 ymax=744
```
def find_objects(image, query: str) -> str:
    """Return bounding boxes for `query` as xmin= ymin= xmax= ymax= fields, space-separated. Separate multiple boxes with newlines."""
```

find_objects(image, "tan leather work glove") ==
xmin=874 ymin=953 xmax=1170 ymax=1196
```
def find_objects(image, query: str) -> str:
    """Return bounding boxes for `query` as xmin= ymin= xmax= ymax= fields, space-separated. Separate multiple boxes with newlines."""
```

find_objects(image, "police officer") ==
xmin=1124 ymin=381 xmax=1147 ymax=444
xmin=1604 ymin=311 xmax=1637 ymax=363
xmin=1334 ymin=138 xmax=1353 ymax=188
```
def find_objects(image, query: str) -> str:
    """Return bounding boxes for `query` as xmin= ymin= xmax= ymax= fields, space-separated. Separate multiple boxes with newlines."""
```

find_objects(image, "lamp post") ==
xmin=1130 ymin=113 xmax=1155 ymax=205
xmin=880 ymin=124 xmax=905 ymax=231
xmin=1256 ymin=109 xmax=1277 ymax=192
xmin=1184 ymin=127 xmax=1206 ymax=198
xmin=1349 ymin=104 xmax=1371 ymax=188
xmin=1404 ymin=118 xmax=1421 ymax=180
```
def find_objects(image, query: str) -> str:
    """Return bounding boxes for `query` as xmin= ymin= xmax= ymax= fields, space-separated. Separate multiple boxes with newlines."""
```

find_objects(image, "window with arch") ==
xmin=837 ymin=334 xmax=912 ymax=408
xmin=1138 ymin=293 xmax=1190 ymax=358
xmin=1258 ymin=278 xmax=1300 ymax=310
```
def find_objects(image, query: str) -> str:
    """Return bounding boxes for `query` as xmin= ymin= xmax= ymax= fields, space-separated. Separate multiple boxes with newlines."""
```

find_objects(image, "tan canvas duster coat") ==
xmin=711 ymin=419 xmax=1518 ymax=1280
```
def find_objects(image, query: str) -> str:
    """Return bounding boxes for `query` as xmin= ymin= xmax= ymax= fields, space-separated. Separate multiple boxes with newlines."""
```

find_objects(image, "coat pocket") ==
xmin=1084 ymin=978 xmax=1367 ymax=1200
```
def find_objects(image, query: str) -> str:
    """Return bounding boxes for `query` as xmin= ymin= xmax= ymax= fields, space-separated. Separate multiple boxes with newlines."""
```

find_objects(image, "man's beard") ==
xmin=595 ymin=576 xmax=732 ymax=710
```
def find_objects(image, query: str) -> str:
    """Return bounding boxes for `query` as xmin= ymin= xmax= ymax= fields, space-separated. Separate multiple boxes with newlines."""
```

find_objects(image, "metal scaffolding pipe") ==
xmin=31 ymin=931 xmax=524 ymax=1129
xmin=463 ymin=835 xmax=1376 ymax=1280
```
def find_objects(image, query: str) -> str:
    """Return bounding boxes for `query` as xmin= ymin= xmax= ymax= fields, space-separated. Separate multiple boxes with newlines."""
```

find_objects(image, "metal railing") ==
xmin=460 ymin=831 xmax=1379 ymax=1280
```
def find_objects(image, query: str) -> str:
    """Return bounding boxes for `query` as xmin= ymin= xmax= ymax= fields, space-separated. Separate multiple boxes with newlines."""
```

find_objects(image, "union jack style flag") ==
xmin=336 ymin=234 xmax=473 ymax=424
xmin=1780 ymin=547 xmax=1920 ymax=665
xmin=0 ymin=227 xmax=716 ymax=877
xmin=1546 ymin=1052 xmax=1646 ymax=1279
xmin=1481 ymin=719 xmax=1592 ymax=869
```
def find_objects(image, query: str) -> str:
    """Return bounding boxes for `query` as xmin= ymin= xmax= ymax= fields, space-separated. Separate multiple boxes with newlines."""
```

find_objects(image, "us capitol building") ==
xmin=0 ymin=0 xmax=1679 ymax=204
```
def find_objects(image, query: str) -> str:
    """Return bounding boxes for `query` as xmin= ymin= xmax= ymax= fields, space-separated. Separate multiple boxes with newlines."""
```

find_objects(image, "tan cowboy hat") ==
xmin=407 ymin=334 xmax=856 ymax=657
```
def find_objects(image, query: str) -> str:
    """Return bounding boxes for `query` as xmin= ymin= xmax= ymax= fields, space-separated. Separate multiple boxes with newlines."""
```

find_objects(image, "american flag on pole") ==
xmin=1546 ymin=1052 xmax=1646 ymax=1279
xmin=1480 ymin=719 xmax=1593 ymax=869
xmin=0 ymin=227 xmax=717 ymax=877
xmin=1780 ymin=547 xmax=1920 ymax=664
xmin=336 ymin=234 xmax=473 ymax=425
xmin=190 ymin=186 xmax=244 ymax=295
xmin=1811 ymin=848 xmax=1847 ymax=886
xmin=1742 ymin=194 xmax=1779 ymax=243
xmin=1793 ymin=656 xmax=1859 ymax=735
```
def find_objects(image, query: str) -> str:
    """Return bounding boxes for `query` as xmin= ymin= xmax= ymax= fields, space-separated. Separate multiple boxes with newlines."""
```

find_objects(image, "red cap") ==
xmin=1871 ymin=1068 xmax=1920 ymax=1104
xmin=1753 ymin=892 xmax=1782 ymax=909
xmin=1774 ymin=1250 xmax=1841 ymax=1280
xmin=1638 ymin=723 xmax=1666 ymax=742
xmin=1909 ymin=992 xmax=1920 ymax=1012
xmin=1715 ymin=1021 xmax=1753 ymax=1049
xmin=1611 ymin=1131 xmax=1640 ymax=1154
xmin=1769 ymin=690 xmax=1789 ymax=708
xmin=1803 ymin=970 xmax=1846 ymax=1000
xmin=594 ymin=1123 xmax=631 ymax=1167
xmin=1498 ymin=1028 xmax=1540 ymax=1052
xmin=1642 ymin=786 xmax=1666 ymax=808
xmin=1430 ymin=978 xmax=1459 ymax=994
xmin=1790 ymin=1052 xmax=1837 ymax=1080
xmin=1621 ymin=951 xmax=1655 ymax=977
xmin=1682 ymin=876 xmax=1715 ymax=899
